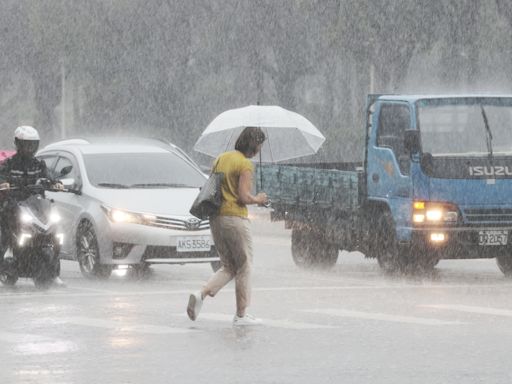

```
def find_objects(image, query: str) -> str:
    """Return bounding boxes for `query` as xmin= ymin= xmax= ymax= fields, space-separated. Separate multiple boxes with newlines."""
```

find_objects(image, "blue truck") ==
xmin=260 ymin=95 xmax=512 ymax=274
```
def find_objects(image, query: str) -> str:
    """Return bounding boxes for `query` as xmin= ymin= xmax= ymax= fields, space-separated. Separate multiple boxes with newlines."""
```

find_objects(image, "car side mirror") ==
xmin=60 ymin=165 xmax=73 ymax=177
xmin=60 ymin=177 xmax=82 ymax=195
xmin=404 ymin=129 xmax=421 ymax=154
xmin=60 ymin=178 xmax=75 ymax=188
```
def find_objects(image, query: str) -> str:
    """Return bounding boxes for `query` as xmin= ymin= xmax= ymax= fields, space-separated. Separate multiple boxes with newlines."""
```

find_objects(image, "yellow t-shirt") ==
xmin=214 ymin=151 xmax=254 ymax=218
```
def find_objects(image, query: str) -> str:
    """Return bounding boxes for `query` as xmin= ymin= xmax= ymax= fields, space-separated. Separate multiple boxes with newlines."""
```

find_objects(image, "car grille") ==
xmin=463 ymin=208 xmax=512 ymax=225
xmin=147 ymin=216 xmax=210 ymax=231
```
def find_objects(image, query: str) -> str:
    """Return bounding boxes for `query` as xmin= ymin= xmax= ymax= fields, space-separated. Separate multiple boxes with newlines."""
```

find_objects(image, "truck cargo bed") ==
xmin=255 ymin=164 xmax=360 ymax=211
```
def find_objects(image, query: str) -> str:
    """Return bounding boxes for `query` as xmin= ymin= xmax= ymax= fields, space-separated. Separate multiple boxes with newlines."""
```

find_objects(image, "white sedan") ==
xmin=37 ymin=138 xmax=220 ymax=279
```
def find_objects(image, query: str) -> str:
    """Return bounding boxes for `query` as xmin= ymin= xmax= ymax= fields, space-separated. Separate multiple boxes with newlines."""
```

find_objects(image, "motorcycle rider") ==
xmin=0 ymin=126 xmax=65 ymax=286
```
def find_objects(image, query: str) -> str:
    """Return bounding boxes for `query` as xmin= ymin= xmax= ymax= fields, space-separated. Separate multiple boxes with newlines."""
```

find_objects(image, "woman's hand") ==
xmin=255 ymin=192 xmax=268 ymax=206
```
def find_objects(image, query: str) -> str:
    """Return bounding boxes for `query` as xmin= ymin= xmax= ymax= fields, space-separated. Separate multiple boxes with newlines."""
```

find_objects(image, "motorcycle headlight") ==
xmin=49 ymin=211 xmax=62 ymax=223
xmin=20 ymin=212 xmax=33 ymax=223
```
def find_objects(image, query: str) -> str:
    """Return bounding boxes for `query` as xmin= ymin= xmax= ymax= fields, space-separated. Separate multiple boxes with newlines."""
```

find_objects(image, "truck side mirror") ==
xmin=404 ymin=129 xmax=421 ymax=154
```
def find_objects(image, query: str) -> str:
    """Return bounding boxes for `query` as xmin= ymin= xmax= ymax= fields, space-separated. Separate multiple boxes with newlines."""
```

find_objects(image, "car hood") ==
xmin=91 ymin=187 xmax=201 ymax=217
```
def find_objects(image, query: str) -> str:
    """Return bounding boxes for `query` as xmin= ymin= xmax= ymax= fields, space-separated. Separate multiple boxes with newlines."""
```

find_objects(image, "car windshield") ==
xmin=83 ymin=152 xmax=205 ymax=188
xmin=418 ymin=101 xmax=512 ymax=157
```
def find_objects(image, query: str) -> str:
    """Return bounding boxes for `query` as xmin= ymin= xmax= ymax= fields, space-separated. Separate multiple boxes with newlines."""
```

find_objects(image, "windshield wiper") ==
xmin=480 ymin=105 xmax=493 ymax=161
xmin=129 ymin=183 xmax=192 ymax=188
xmin=97 ymin=182 xmax=130 ymax=189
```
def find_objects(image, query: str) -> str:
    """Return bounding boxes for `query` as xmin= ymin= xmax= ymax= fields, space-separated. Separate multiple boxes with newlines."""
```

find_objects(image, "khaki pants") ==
xmin=203 ymin=215 xmax=253 ymax=315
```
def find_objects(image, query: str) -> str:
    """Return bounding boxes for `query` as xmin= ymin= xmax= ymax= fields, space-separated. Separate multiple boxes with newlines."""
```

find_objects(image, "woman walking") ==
xmin=187 ymin=127 xmax=268 ymax=326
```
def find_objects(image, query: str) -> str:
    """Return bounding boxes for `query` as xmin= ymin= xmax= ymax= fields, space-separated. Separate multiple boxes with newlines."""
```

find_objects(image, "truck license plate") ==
xmin=176 ymin=236 xmax=212 ymax=252
xmin=478 ymin=230 xmax=508 ymax=246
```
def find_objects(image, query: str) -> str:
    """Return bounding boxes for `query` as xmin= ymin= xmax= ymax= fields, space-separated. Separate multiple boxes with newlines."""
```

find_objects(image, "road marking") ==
xmin=195 ymin=313 xmax=336 ymax=329
xmin=58 ymin=316 xmax=197 ymax=334
xmin=0 ymin=332 xmax=76 ymax=355
xmin=304 ymin=309 xmax=465 ymax=326
xmin=2 ymin=283 xmax=512 ymax=300
xmin=422 ymin=304 xmax=512 ymax=317
xmin=0 ymin=331 xmax=50 ymax=343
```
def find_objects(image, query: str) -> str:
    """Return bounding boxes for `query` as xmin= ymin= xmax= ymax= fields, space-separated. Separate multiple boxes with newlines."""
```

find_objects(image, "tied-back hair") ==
xmin=235 ymin=127 xmax=266 ymax=157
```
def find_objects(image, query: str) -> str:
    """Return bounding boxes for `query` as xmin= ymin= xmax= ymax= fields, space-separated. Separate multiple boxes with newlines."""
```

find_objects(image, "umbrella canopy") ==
xmin=194 ymin=105 xmax=325 ymax=162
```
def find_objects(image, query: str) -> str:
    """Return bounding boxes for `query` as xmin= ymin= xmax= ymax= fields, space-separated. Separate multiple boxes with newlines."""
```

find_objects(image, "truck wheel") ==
xmin=375 ymin=213 xmax=408 ymax=274
xmin=318 ymin=243 xmax=339 ymax=269
xmin=291 ymin=228 xmax=338 ymax=269
xmin=410 ymin=253 xmax=439 ymax=273
xmin=496 ymin=252 xmax=512 ymax=277
xmin=77 ymin=221 xmax=112 ymax=279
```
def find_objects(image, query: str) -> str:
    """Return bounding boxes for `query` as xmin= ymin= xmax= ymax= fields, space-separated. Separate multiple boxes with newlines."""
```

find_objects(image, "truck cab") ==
xmin=368 ymin=95 xmax=512 ymax=273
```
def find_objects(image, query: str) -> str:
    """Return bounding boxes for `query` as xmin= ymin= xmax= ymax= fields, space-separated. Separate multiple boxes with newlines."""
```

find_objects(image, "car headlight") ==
xmin=102 ymin=206 xmax=155 ymax=225
xmin=413 ymin=201 xmax=458 ymax=225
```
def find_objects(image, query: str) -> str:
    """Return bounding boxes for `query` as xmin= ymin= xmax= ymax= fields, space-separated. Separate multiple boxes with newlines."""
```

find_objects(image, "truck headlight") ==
xmin=413 ymin=201 xmax=458 ymax=225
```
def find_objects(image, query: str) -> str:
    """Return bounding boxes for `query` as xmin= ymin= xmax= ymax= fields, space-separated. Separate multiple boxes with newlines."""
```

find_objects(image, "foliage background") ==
xmin=1 ymin=0 xmax=511 ymax=163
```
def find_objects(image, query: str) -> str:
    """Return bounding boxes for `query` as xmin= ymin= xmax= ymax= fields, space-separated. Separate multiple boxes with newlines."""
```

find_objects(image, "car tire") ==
xmin=131 ymin=263 xmax=152 ymax=280
xmin=77 ymin=220 xmax=112 ymax=279
xmin=0 ymin=271 xmax=17 ymax=286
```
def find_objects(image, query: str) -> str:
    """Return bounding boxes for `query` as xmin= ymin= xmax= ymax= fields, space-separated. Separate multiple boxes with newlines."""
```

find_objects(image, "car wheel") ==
xmin=77 ymin=221 xmax=112 ymax=279
xmin=0 ymin=271 xmax=17 ymax=286
xmin=130 ymin=263 xmax=152 ymax=280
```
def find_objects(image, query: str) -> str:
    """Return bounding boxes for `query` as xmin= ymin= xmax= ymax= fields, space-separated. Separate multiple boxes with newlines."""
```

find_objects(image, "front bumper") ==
xmin=408 ymin=226 xmax=512 ymax=259
xmin=98 ymin=221 xmax=219 ymax=265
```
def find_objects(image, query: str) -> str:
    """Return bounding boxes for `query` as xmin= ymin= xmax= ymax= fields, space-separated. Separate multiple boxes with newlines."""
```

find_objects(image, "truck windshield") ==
xmin=418 ymin=103 xmax=512 ymax=157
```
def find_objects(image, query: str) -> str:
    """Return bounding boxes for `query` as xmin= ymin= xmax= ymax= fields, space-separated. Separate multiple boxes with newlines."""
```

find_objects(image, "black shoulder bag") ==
xmin=189 ymin=160 xmax=224 ymax=220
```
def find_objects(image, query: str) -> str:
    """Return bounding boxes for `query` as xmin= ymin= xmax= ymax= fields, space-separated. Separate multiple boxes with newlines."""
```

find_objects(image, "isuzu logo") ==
xmin=469 ymin=166 xmax=512 ymax=177
xmin=185 ymin=218 xmax=201 ymax=230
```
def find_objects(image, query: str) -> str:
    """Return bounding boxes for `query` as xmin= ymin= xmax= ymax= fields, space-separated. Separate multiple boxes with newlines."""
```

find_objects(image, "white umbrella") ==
xmin=194 ymin=105 xmax=325 ymax=163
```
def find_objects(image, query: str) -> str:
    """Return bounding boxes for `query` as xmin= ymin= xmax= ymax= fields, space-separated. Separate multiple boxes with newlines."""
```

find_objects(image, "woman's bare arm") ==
xmin=238 ymin=170 xmax=267 ymax=205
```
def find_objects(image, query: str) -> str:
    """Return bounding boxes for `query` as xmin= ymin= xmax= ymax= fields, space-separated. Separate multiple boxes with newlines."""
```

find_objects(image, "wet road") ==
xmin=1 ymin=209 xmax=512 ymax=383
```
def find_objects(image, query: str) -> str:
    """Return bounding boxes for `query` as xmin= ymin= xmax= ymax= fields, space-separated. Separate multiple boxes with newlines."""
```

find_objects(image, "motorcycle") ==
xmin=0 ymin=179 xmax=65 ymax=288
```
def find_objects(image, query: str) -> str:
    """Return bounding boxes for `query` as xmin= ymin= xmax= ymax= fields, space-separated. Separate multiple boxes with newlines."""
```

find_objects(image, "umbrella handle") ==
xmin=259 ymin=150 xmax=263 ymax=192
